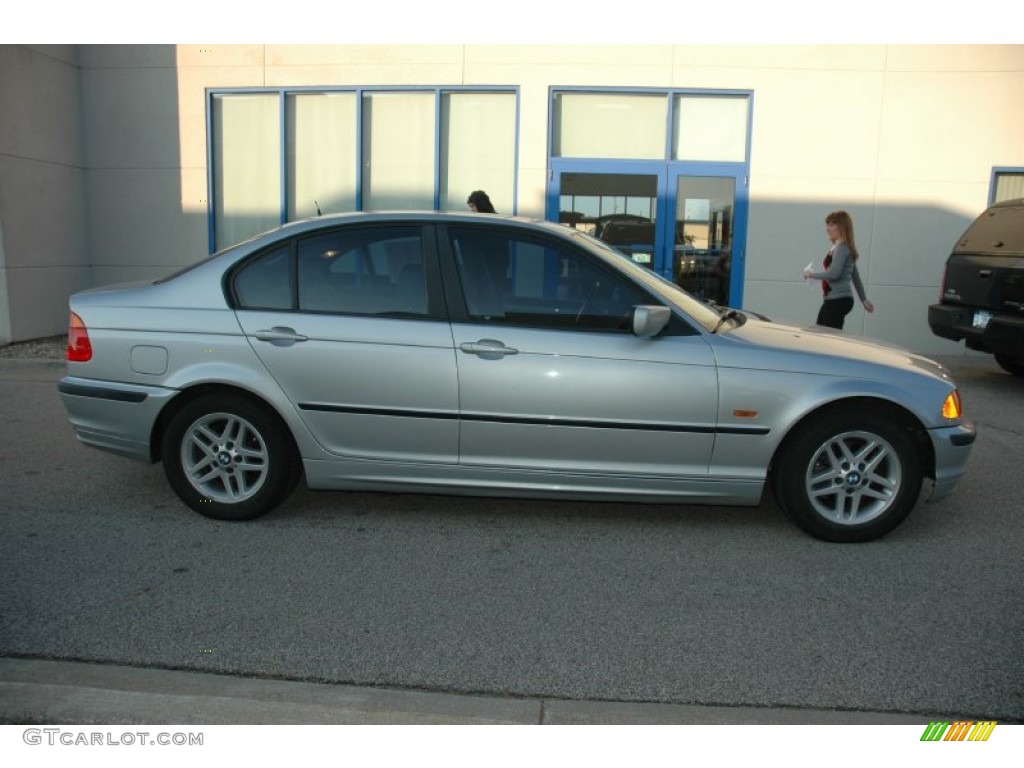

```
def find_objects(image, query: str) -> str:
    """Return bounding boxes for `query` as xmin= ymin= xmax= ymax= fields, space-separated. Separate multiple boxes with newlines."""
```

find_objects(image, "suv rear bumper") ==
xmin=928 ymin=303 xmax=1024 ymax=358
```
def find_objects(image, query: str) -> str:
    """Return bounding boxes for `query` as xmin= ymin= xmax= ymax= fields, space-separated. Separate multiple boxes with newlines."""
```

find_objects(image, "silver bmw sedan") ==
xmin=58 ymin=213 xmax=975 ymax=542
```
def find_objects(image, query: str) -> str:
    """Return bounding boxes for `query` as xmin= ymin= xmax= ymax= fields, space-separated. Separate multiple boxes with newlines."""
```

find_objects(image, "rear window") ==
xmin=955 ymin=200 xmax=1024 ymax=255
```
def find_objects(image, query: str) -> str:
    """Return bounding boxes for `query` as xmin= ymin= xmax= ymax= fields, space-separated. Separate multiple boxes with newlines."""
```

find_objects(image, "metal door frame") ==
xmin=667 ymin=163 xmax=749 ymax=307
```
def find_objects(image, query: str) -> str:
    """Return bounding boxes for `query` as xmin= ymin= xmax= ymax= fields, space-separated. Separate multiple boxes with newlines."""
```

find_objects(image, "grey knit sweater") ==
xmin=808 ymin=243 xmax=868 ymax=302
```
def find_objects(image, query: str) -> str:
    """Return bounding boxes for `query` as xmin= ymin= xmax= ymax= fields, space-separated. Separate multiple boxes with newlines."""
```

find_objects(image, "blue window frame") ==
xmin=990 ymin=167 xmax=1024 ymax=205
xmin=546 ymin=87 xmax=753 ymax=307
xmin=207 ymin=86 xmax=520 ymax=253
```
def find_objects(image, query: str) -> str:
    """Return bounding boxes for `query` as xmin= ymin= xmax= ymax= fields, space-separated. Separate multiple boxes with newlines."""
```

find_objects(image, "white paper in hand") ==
xmin=804 ymin=262 xmax=819 ymax=288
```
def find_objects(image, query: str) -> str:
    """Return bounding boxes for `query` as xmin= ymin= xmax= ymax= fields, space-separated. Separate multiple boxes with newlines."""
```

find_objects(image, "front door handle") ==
xmin=459 ymin=339 xmax=519 ymax=357
xmin=254 ymin=327 xmax=309 ymax=346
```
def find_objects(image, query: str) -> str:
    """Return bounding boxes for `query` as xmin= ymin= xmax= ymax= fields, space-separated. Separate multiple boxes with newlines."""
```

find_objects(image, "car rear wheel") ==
xmin=995 ymin=353 xmax=1024 ymax=377
xmin=772 ymin=409 xmax=923 ymax=542
xmin=162 ymin=394 xmax=298 ymax=521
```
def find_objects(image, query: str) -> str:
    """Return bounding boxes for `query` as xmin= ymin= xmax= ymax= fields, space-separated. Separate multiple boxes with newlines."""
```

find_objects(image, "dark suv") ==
xmin=928 ymin=198 xmax=1024 ymax=375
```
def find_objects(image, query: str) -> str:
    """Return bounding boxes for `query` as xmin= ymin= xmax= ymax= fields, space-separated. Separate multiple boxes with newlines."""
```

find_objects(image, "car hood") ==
xmin=717 ymin=317 xmax=953 ymax=382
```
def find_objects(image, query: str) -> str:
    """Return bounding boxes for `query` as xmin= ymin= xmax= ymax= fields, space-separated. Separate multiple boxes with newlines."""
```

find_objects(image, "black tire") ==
xmin=162 ymin=393 xmax=299 ymax=521
xmin=994 ymin=353 xmax=1024 ymax=377
xmin=771 ymin=409 xmax=923 ymax=543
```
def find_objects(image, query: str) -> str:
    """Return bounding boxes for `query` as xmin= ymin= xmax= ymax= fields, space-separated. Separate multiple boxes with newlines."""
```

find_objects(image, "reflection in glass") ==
xmin=558 ymin=173 xmax=658 ymax=266
xmin=674 ymin=176 xmax=734 ymax=305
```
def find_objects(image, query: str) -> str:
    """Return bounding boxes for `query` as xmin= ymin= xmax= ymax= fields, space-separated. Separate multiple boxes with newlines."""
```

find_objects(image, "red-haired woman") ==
xmin=804 ymin=210 xmax=875 ymax=329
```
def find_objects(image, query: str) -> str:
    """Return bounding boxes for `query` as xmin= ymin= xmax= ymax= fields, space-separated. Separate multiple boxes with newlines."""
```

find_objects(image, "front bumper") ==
xmin=928 ymin=303 xmax=1024 ymax=358
xmin=58 ymin=376 xmax=180 ymax=462
xmin=926 ymin=421 xmax=977 ymax=503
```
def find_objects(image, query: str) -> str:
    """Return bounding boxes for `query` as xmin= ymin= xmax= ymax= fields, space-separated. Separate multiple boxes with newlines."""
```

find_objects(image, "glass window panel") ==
xmin=553 ymin=93 xmax=666 ymax=160
xmin=440 ymin=92 xmax=516 ymax=213
xmin=673 ymin=176 xmax=735 ymax=306
xmin=557 ymin=172 xmax=657 ymax=265
xmin=362 ymin=92 xmax=435 ymax=210
xmin=287 ymin=92 xmax=358 ymax=220
xmin=994 ymin=172 xmax=1024 ymax=203
xmin=297 ymin=227 xmax=427 ymax=316
xmin=233 ymin=245 xmax=292 ymax=310
xmin=212 ymin=94 xmax=281 ymax=250
xmin=450 ymin=227 xmax=646 ymax=331
xmin=673 ymin=95 xmax=749 ymax=162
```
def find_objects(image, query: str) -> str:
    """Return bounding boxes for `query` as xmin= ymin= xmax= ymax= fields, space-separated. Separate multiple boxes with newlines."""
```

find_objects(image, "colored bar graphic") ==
xmin=920 ymin=720 xmax=997 ymax=742
xmin=921 ymin=722 xmax=949 ymax=741
xmin=968 ymin=722 xmax=997 ymax=741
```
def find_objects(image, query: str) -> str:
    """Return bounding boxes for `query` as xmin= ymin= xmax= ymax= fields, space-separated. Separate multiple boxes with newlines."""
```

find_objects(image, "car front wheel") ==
xmin=162 ymin=394 xmax=298 ymax=521
xmin=772 ymin=409 xmax=923 ymax=543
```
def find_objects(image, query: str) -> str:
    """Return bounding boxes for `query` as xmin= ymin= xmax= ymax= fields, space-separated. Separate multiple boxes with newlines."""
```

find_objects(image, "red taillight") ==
xmin=67 ymin=312 xmax=92 ymax=362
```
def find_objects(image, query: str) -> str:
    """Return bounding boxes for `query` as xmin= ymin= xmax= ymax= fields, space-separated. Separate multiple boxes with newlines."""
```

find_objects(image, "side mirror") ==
xmin=632 ymin=305 xmax=671 ymax=338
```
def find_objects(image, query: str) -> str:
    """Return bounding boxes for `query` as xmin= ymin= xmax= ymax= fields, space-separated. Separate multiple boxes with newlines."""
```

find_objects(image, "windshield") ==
xmin=569 ymin=227 xmax=727 ymax=331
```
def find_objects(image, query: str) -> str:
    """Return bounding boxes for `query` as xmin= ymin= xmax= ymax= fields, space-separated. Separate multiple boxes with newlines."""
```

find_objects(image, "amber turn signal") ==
xmin=941 ymin=390 xmax=962 ymax=420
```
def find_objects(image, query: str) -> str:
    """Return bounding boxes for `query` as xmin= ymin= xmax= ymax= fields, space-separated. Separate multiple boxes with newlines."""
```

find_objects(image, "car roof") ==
xmin=272 ymin=211 xmax=572 ymax=237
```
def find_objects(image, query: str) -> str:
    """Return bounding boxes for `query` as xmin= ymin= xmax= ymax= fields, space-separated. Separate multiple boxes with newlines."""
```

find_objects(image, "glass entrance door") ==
xmin=549 ymin=163 xmax=747 ymax=307
xmin=670 ymin=175 xmax=738 ymax=306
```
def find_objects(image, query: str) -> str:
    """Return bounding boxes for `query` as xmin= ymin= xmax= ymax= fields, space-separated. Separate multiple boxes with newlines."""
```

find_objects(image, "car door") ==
xmin=231 ymin=223 xmax=459 ymax=464
xmin=440 ymin=223 xmax=719 ymax=477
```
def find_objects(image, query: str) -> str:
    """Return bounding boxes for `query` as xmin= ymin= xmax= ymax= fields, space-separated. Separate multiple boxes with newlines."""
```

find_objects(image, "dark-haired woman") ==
xmin=467 ymin=190 xmax=496 ymax=213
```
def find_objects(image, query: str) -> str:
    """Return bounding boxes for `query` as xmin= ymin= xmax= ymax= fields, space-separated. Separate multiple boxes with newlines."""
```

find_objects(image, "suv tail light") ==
xmin=67 ymin=312 xmax=93 ymax=362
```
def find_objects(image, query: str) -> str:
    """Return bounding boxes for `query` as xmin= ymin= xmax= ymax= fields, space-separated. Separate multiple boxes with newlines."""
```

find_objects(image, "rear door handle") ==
xmin=459 ymin=339 xmax=519 ymax=357
xmin=978 ymin=270 xmax=993 ymax=278
xmin=254 ymin=327 xmax=309 ymax=346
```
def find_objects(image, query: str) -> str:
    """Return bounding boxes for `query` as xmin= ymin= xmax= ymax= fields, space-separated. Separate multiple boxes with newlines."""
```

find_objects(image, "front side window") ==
xmin=297 ymin=227 xmax=427 ymax=316
xmin=449 ymin=227 xmax=648 ymax=331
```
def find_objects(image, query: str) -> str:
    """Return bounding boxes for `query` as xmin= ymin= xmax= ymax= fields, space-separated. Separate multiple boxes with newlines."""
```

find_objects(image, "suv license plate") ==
xmin=973 ymin=310 xmax=993 ymax=329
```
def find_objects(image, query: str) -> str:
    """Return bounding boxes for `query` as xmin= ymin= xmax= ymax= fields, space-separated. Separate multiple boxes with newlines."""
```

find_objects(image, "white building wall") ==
xmin=0 ymin=45 xmax=90 ymax=344
xmin=4 ymin=43 xmax=1023 ymax=354
xmin=78 ymin=45 xmax=207 ymax=287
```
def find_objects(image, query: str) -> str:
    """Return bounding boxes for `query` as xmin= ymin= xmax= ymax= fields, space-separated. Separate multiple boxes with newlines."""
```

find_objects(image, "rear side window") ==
xmin=296 ymin=227 xmax=427 ymax=316
xmin=956 ymin=202 xmax=1024 ymax=255
xmin=233 ymin=245 xmax=291 ymax=309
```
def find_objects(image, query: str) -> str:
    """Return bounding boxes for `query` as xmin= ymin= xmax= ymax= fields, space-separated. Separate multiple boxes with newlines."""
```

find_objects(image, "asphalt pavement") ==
xmin=0 ymin=351 xmax=1020 ymax=725
xmin=0 ymin=656 xmax=940 ymax=725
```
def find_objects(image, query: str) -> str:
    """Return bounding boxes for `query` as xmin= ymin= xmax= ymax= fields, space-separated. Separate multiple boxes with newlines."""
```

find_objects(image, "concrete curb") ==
xmin=0 ymin=658 xmax=938 ymax=725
